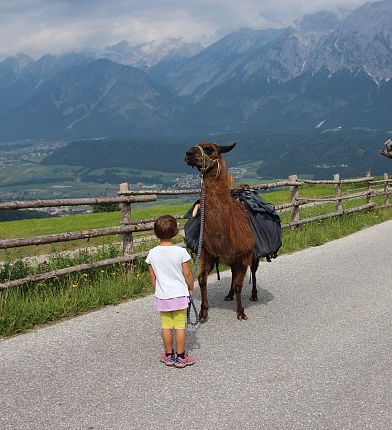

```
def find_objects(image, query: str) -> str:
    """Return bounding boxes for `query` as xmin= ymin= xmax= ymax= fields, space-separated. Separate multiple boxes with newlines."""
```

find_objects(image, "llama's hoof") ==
xmin=224 ymin=295 xmax=234 ymax=301
xmin=237 ymin=312 xmax=248 ymax=321
xmin=250 ymin=296 xmax=258 ymax=302
xmin=199 ymin=310 xmax=209 ymax=323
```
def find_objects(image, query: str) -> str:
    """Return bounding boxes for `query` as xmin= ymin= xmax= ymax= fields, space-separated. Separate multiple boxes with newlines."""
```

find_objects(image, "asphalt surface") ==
xmin=1 ymin=221 xmax=392 ymax=430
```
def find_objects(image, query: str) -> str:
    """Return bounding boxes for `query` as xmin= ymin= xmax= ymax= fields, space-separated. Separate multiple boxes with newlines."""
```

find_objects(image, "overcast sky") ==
xmin=0 ymin=0 xmax=376 ymax=59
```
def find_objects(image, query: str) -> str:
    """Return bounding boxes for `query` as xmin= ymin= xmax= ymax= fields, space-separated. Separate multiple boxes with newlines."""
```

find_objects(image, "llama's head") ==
xmin=380 ymin=139 xmax=392 ymax=159
xmin=185 ymin=142 xmax=236 ymax=174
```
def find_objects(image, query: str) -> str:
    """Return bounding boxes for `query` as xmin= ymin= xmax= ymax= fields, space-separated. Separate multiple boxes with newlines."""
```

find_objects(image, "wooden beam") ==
xmin=120 ymin=182 xmax=133 ymax=255
xmin=384 ymin=173 xmax=390 ymax=207
xmin=334 ymin=173 xmax=343 ymax=214
xmin=227 ymin=175 xmax=235 ymax=189
xmin=281 ymin=203 xmax=374 ymax=229
xmin=301 ymin=177 xmax=374 ymax=184
xmin=0 ymin=222 xmax=155 ymax=250
xmin=0 ymin=242 xmax=187 ymax=289
xmin=0 ymin=251 xmax=149 ymax=290
xmin=118 ymin=189 xmax=200 ymax=195
xmin=366 ymin=171 xmax=372 ymax=205
xmin=0 ymin=195 xmax=156 ymax=210
xmin=252 ymin=180 xmax=305 ymax=190
xmin=289 ymin=174 xmax=299 ymax=227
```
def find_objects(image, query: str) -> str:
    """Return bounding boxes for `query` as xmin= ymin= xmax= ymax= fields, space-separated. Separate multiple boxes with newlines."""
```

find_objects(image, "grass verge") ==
xmin=0 ymin=261 xmax=152 ymax=338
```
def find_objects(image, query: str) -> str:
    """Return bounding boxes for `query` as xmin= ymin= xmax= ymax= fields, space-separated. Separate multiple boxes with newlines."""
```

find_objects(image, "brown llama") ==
xmin=185 ymin=142 xmax=258 ymax=321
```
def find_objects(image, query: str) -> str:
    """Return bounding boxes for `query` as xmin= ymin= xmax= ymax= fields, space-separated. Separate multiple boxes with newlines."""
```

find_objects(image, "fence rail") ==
xmin=1 ymin=173 xmax=391 ymax=289
xmin=0 ymin=251 xmax=150 ymax=290
xmin=0 ymin=195 xmax=157 ymax=210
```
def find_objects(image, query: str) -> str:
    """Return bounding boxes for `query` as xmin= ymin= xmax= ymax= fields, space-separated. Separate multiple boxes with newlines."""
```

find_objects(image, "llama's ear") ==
xmin=218 ymin=142 xmax=237 ymax=154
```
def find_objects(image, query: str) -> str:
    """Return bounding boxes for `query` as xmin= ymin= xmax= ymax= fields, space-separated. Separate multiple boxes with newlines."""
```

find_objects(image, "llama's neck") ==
xmin=199 ymin=155 xmax=254 ymax=262
xmin=202 ymin=159 xmax=232 ymax=203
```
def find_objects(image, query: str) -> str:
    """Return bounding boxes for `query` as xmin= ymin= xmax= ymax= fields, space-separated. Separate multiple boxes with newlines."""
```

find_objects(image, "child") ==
xmin=146 ymin=215 xmax=195 ymax=368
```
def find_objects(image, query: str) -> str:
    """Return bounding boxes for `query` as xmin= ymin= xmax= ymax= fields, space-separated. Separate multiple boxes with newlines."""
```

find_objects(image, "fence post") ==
xmin=366 ymin=171 xmax=372 ymax=207
xmin=334 ymin=173 xmax=343 ymax=214
xmin=227 ymin=174 xmax=235 ymax=189
xmin=119 ymin=182 xmax=133 ymax=255
xmin=384 ymin=173 xmax=389 ymax=207
xmin=289 ymin=174 xmax=299 ymax=227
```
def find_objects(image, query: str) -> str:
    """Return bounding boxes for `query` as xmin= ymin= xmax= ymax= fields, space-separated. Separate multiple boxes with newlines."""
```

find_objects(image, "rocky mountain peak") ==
xmin=99 ymin=38 xmax=204 ymax=69
xmin=343 ymin=0 xmax=392 ymax=36
xmin=1 ymin=0 xmax=392 ymax=140
xmin=0 ymin=53 xmax=33 ymax=78
xmin=296 ymin=11 xmax=340 ymax=32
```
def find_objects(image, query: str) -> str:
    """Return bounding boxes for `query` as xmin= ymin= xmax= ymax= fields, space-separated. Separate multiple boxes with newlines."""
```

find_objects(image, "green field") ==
xmin=0 ymin=203 xmax=193 ymax=261
xmin=0 ymin=163 xmax=185 ymax=201
xmin=0 ymin=139 xmax=188 ymax=201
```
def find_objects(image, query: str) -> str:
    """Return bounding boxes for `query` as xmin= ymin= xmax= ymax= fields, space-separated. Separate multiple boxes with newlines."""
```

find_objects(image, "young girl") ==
xmin=146 ymin=215 xmax=195 ymax=368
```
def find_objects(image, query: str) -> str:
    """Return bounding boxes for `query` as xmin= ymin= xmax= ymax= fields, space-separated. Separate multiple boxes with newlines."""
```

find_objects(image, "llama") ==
xmin=185 ymin=142 xmax=258 ymax=321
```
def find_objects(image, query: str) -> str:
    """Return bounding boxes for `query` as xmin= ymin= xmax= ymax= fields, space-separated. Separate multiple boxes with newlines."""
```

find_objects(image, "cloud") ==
xmin=0 ymin=0 xmax=376 ymax=58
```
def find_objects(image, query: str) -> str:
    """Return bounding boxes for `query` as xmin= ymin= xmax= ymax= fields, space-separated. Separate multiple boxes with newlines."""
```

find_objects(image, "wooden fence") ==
xmin=1 ymin=172 xmax=392 ymax=289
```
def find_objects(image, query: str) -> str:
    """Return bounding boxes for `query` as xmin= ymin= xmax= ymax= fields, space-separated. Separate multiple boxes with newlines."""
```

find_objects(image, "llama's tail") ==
xmin=215 ymin=260 xmax=220 ymax=280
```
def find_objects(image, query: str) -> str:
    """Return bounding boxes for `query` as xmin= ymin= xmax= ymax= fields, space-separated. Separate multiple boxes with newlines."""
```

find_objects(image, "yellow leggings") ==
xmin=160 ymin=309 xmax=187 ymax=329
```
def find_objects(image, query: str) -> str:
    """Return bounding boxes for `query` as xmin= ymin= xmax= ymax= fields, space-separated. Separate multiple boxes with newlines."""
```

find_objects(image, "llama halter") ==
xmin=196 ymin=145 xmax=221 ymax=178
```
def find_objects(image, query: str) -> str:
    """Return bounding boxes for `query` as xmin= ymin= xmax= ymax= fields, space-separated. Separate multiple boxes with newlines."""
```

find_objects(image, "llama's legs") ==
xmin=232 ymin=263 xmax=248 ymax=320
xmin=250 ymin=257 xmax=259 ymax=302
xmin=198 ymin=251 xmax=216 ymax=323
xmin=224 ymin=267 xmax=235 ymax=301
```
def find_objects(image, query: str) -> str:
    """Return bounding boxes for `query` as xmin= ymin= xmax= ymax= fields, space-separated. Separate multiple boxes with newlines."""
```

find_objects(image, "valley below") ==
xmin=1 ymin=125 xmax=392 ymax=217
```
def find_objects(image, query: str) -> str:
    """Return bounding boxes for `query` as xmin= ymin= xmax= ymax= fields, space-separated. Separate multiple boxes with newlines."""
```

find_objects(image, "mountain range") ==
xmin=1 ymin=0 xmax=392 ymax=177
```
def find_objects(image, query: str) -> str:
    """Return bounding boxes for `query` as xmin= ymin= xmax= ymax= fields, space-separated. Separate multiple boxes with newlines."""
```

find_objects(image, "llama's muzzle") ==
xmin=185 ymin=150 xmax=196 ymax=166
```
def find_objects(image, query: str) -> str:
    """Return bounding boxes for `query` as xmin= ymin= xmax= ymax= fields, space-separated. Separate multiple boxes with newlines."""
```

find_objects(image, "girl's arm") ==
xmin=147 ymin=264 xmax=156 ymax=289
xmin=182 ymin=261 xmax=194 ymax=293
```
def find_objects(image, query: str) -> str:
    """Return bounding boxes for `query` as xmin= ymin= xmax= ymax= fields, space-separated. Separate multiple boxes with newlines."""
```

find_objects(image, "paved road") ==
xmin=1 ymin=221 xmax=392 ymax=430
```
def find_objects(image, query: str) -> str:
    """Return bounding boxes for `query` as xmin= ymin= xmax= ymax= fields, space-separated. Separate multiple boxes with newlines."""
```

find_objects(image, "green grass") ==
xmin=0 ymin=203 xmax=191 ymax=260
xmin=281 ymin=205 xmax=392 ymax=253
xmin=1 ymin=181 xmax=392 ymax=338
xmin=0 ymin=261 xmax=153 ymax=337
xmin=0 ymin=204 xmax=190 ymax=237
xmin=0 ymin=161 xmax=182 ymax=201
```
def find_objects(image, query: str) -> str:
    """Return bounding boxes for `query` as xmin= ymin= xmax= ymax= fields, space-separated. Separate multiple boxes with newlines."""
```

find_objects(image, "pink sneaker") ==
xmin=160 ymin=353 xmax=176 ymax=367
xmin=175 ymin=354 xmax=195 ymax=368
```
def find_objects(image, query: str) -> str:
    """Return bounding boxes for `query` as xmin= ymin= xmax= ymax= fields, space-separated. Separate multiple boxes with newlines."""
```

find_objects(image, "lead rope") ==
xmin=192 ymin=176 xmax=205 ymax=278
xmin=187 ymin=175 xmax=205 ymax=326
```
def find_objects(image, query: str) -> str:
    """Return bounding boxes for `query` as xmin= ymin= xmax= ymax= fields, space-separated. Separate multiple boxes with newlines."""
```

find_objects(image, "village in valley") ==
xmin=0 ymin=139 xmax=250 ymax=218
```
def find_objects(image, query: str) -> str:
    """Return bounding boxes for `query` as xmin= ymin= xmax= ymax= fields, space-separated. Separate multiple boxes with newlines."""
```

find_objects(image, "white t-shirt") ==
xmin=145 ymin=245 xmax=191 ymax=299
